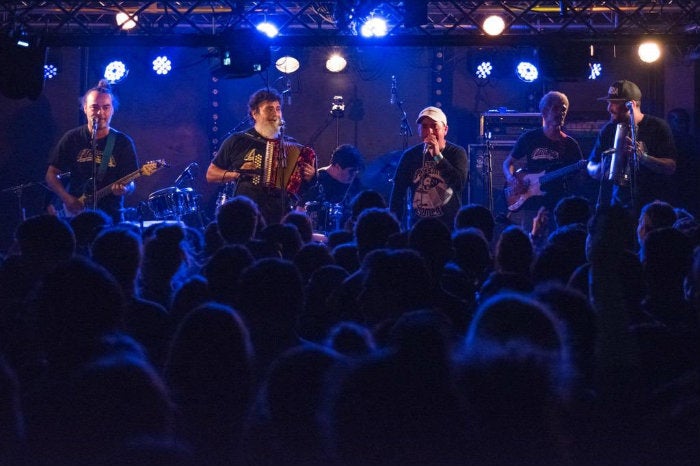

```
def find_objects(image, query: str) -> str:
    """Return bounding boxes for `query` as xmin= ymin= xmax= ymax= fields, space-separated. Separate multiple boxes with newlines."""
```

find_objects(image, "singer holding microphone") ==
xmin=587 ymin=80 xmax=677 ymax=214
xmin=45 ymin=79 xmax=138 ymax=223
xmin=389 ymin=106 xmax=468 ymax=230
xmin=206 ymin=88 xmax=316 ymax=225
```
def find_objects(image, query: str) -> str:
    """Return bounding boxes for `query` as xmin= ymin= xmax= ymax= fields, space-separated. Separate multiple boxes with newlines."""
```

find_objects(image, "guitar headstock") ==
xmin=141 ymin=159 xmax=169 ymax=176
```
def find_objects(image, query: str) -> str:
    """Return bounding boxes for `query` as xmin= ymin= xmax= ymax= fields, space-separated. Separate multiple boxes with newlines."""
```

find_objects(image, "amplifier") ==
xmin=479 ymin=112 xmax=541 ymax=141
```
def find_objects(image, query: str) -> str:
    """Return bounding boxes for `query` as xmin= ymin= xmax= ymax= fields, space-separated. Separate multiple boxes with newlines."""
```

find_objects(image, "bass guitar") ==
xmin=505 ymin=159 xmax=587 ymax=212
xmin=56 ymin=159 xmax=168 ymax=218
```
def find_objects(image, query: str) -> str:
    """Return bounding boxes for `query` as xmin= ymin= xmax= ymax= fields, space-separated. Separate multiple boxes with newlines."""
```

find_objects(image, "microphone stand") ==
xmin=278 ymin=124 xmax=288 ymax=213
xmin=395 ymin=98 xmax=412 ymax=150
xmin=91 ymin=118 xmax=98 ymax=210
xmin=485 ymin=138 xmax=494 ymax=213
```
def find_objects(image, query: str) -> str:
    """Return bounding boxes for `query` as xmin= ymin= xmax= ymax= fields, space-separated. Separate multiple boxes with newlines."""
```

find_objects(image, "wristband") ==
xmin=433 ymin=153 xmax=444 ymax=163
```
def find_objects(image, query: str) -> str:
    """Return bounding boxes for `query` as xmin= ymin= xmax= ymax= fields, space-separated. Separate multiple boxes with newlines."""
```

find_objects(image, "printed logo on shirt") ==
xmin=76 ymin=148 xmax=116 ymax=167
xmin=530 ymin=147 xmax=560 ymax=161
xmin=412 ymin=160 xmax=453 ymax=218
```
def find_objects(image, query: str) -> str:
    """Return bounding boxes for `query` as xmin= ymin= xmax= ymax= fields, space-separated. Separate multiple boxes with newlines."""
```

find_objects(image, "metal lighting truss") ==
xmin=0 ymin=1 xmax=698 ymax=48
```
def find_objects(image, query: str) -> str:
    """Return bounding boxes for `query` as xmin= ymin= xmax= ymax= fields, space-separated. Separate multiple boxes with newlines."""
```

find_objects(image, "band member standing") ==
xmin=502 ymin=91 xmax=585 ymax=236
xmin=45 ymin=79 xmax=138 ymax=223
xmin=206 ymin=88 xmax=316 ymax=225
xmin=587 ymin=80 xmax=677 ymax=215
xmin=389 ymin=106 xmax=468 ymax=230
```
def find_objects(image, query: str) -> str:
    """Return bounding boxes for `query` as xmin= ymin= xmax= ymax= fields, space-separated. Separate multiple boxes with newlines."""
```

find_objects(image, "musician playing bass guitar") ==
xmin=45 ymin=79 xmax=139 ymax=223
xmin=502 ymin=91 xmax=585 ymax=237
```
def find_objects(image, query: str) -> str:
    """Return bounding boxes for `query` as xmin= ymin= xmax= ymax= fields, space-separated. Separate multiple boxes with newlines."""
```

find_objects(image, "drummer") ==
xmin=302 ymin=144 xmax=365 ymax=231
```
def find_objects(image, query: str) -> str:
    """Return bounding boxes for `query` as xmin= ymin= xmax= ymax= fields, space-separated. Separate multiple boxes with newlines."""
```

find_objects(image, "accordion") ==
xmin=251 ymin=139 xmax=315 ymax=195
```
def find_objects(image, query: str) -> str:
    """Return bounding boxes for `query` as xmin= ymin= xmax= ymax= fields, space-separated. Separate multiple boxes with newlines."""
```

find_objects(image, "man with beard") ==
xmin=587 ymin=80 xmax=677 ymax=215
xmin=206 ymin=88 xmax=316 ymax=225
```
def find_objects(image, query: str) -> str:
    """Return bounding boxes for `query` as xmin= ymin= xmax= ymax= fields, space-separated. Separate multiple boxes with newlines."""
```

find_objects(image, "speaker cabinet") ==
xmin=467 ymin=142 xmax=514 ymax=213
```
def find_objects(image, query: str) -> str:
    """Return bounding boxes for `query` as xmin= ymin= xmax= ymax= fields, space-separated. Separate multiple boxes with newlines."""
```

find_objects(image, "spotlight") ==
xmin=588 ymin=62 xmax=602 ymax=80
xmin=256 ymin=22 xmax=279 ymax=38
xmin=104 ymin=60 xmax=128 ymax=84
xmin=152 ymin=56 xmax=172 ymax=75
xmin=44 ymin=64 xmax=58 ymax=79
xmin=475 ymin=61 xmax=492 ymax=80
xmin=638 ymin=41 xmax=661 ymax=63
xmin=115 ymin=12 xmax=138 ymax=30
xmin=516 ymin=61 xmax=538 ymax=82
xmin=360 ymin=17 xmax=388 ymax=38
xmin=326 ymin=53 xmax=347 ymax=72
xmin=275 ymin=56 xmax=300 ymax=74
xmin=483 ymin=16 xmax=506 ymax=36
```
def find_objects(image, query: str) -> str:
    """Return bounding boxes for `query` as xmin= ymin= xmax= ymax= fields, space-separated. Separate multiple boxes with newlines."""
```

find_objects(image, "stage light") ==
xmin=104 ymin=60 xmax=128 ymax=84
xmin=360 ymin=17 xmax=388 ymax=38
xmin=275 ymin=56 xmax=300 ymax=74
xmin=256 ymin=22 xmax=279 ymax=38
xmin=483 ymin=15 xmax=506 ymax=36
xmin=326 ymin=53 xmax=347 ymax=72
xmin=152 ymin=56 xmax=172 ymax=75
xmin=638 ymin=41 xmax=661 ymax=63
xmin=476 ymin=61 xmax=492 ymax=80
xmin=44 ymin=64 xmax=58 ymax=79
xmin=516 ymin=61 xmax=538 ymax=82
xmin=115 ymin=12 xmax=138 ymax=30
xmin=588 ymin=62 xmax=602 ymax=80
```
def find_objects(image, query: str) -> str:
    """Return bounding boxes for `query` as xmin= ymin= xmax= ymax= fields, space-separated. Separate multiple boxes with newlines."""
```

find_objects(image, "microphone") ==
xmin=422 ymin=142 xmax=430 ymax=156
xmin=625 ymin=101 xmax=634 ymax=110
xmin=390 ymin=75 xmax=397 ymax=105
xmin=278 ymin=119 xmax=286 ymax=128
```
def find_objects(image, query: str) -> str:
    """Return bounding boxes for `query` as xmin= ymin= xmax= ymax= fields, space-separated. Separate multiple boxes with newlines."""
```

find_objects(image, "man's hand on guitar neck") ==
xmin=110 ymin=181 xmax=134 ymax=196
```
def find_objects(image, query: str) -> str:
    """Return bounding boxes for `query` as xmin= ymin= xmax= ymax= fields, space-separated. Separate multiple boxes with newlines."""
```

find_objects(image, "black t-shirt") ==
xmin=49 ymin=125 xmax=139 ymax=221
xmin=510 ymin=128 xmax=584 ymax=209
xmin=589 ymin=114 xmax=677 ymax=211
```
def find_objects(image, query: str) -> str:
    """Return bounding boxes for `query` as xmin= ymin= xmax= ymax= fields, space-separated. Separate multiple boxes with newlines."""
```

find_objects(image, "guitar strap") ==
xmin=97 ymin=131 xmax=116 ymax=182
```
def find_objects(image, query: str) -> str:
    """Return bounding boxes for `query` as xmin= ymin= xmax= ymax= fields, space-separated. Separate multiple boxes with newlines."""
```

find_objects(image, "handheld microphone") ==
xmin=422 ymin=142 xmax=430 ymax=156
xmin=390 ymin=75 xmax=397 ymax=105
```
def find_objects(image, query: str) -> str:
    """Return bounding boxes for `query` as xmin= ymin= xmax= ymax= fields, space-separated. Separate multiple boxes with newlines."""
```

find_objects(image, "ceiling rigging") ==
xmin=1 ymin=1 xmax=699 ymax=48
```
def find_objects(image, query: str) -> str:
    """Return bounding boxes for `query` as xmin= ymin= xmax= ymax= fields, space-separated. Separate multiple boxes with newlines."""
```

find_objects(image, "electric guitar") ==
xmin=56 ymin=159 xmax=168 ymax=218
xmin=505 ymin=159 xmax=587 ymax=212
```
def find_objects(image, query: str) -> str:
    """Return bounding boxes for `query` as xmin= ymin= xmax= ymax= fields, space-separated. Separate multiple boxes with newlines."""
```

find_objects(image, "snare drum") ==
xmin=148 ymin=187 xmax=199 ymax=219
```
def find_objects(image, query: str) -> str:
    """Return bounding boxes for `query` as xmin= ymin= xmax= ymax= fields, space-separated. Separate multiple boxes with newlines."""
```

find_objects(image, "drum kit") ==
xmin=144 ymin=162 xmax=202 ymax=224
xmin=304 ymin=200 xmax=345 ymax=234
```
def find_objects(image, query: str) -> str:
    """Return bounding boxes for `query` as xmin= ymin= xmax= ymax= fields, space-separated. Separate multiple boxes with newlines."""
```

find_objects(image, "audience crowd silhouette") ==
xmin=0 ymin=192 xmax=698 ymax=465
